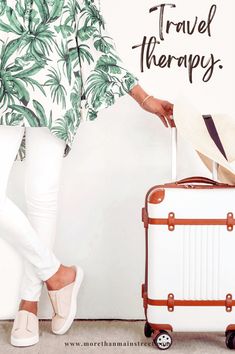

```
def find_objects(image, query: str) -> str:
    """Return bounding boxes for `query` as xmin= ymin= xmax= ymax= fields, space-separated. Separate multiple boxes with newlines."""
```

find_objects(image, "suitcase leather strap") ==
xmin=145 ymin=293 xmax=234 ymax=312
xmin=147 ymin=212 xmax=234 ymax=231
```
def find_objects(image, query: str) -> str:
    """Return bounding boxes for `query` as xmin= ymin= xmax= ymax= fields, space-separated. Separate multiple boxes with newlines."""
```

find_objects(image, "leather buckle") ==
xmin=142 ymin=207 xmax=149 ymax=228
xmin=168 ymin=213 xmax=175 ymax=231
xmin=227 ymin=212 xmax=234 ymax=231
xmin=226 ymin=294 xmax=233 ymax=312
xmin=167 ymin=293 xmax=174 ymax=311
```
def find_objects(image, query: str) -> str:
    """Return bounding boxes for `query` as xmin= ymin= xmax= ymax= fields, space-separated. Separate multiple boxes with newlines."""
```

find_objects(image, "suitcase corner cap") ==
xmin=148 ymin=188 xmax=165 ymax=204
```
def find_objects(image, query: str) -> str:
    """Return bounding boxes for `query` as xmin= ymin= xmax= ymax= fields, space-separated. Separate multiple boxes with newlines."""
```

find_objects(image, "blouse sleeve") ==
xmin=75 ymin=0 xmax=139 ymax=121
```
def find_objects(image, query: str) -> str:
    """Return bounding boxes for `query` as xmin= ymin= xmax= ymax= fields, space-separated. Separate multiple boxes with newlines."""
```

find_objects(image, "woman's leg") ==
xmin=0 ymin=125 xmax=62 ymax=287
xmin=19 ymin=127 xmax=66 ymax=303
xmin=0 ymin=125 xmax=25 ymax=210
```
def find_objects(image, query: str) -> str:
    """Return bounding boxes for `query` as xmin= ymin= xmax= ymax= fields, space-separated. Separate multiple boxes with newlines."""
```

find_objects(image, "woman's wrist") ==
xmin=128 ymin=84 xmax=152 ymax=106
xmin=141 ymin=95 xmax=154 ymax=107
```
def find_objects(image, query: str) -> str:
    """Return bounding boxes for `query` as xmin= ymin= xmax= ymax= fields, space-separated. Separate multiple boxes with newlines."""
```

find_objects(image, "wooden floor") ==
xmin=0 ymin=320 xmax=229 ymax=353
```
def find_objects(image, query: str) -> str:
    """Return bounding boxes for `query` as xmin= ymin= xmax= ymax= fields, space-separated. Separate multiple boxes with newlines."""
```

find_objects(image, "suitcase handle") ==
xmin=175 ymin=176 xmax=226 ymax=186
xmin=171 ymin=122 xmax=219 ymax=181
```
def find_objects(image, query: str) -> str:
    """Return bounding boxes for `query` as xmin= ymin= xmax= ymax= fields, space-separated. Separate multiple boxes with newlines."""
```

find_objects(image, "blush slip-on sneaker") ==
xmin=10 ymin=310 xmax=39 ymax=347
xmin=47 ymin=265 xmax=84 ymax=335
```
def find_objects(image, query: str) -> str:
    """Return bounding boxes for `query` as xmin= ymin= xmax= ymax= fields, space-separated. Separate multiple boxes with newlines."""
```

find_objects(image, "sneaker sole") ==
xmin=10 ymin=334 xmax=39 ymax=347
xmin=52 ymin=265 xmax=84 ymax=335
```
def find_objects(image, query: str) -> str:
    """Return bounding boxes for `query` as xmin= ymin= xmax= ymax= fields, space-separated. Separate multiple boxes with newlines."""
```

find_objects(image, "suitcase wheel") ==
xmin=153 ymin=330 xmax=172 ymax=350
xmin=144 ymin=322 xmax=154 ymax=338
xmin=226 ymin=331 xmax=235 ymax=349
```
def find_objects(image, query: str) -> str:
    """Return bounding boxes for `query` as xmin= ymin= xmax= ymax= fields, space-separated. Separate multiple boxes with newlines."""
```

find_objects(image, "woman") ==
xmin=0 ymin=0 xmax=174 ymax=347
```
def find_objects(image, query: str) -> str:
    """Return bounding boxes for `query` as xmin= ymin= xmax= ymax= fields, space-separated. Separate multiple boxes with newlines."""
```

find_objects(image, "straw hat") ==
xmin=173 ymin=96 xmax=235 ymax=185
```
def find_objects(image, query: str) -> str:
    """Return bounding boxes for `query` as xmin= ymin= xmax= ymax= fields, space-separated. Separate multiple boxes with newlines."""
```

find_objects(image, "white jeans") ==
xmin=0 ymin=125 xmax=65 ymax=301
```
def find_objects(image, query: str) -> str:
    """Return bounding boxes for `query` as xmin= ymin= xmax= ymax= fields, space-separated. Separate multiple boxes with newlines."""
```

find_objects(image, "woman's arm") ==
xmin=129 ymin=84 xmax=175 ymax=128
xmin=75 ymin=1 xmax=174 ymax=126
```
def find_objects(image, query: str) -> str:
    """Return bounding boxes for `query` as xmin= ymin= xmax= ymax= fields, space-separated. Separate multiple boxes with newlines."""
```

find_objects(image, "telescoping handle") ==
xmin=171 ymin=125 xmax=218 ymax=182
xmin=212 ymin=161 xmax=218 ymax=180
xmin=171 ymin=126 xmax=177 ymax=181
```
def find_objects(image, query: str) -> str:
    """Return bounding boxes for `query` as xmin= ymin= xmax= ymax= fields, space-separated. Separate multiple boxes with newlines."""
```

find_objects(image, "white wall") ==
xmin=0 ymin=0 xmax=234 ymax=319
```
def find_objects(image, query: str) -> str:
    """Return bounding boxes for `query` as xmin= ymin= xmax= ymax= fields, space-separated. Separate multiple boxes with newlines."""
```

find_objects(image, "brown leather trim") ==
xmin=164 ymin=184 xmax=234 ymax=189
xmin=148 ymin=212 xmax=234 ymax=231
xmin=141 ymin=283 xmax=145 ymax=298
xmin=227 ymin=213 xmax=234 ymax=231
xmin=147 ymin=295 xmax=235 ymax=312
xmin=148 ymin=218 xmax=229 ymax=226
xmin=147 ymin=185 xmax=235 ymax=196
xmin=226 ymin=324 xmax=235 ymax=332
xmin=168 ymin=213 xmax=175 ymax=231
xmin=148 ymin=323 xmax=173 ymax=332
xmin=142 ymin=207 xmax=148 ymax=229
xmin=145 ymin=176 xmax=235 ymax=206
xmin=226 ymin=294 xmax=233 ymax=312
xmin=174 ymin=176 xmax=228 ymax=186
xmin=148 ymin=188 xmax=165 ymax=204
xmin=167 ymin=293 xmax=174 ymax=312
xmin=148 ymin=298 xmax=235 ymax=307
xmin=142 ymin=283 xmax=147 ymax=310
xmin=145 ymin=178 xmax=235 ymax=203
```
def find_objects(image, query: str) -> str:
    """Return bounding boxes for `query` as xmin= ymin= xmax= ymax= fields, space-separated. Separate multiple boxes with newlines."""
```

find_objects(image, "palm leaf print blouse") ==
xmin=0 ymin=0 xmax=139 ymax=161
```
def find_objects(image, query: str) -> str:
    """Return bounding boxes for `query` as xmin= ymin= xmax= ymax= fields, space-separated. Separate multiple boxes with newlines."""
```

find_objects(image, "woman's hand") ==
xmin=141 ymin=96 xmax=174 ymax=128
xmin=129 ymin=84 xmax=175 ymax=128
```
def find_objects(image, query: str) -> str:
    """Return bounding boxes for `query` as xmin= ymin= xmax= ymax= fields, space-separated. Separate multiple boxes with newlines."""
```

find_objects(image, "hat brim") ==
xmin=173 ymin=95 xmax=235 ymax=185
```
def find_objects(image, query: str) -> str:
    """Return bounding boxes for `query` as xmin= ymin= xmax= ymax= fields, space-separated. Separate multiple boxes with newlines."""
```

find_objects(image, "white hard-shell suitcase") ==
xmin=141 ymin=120 xmax=235 ymax=350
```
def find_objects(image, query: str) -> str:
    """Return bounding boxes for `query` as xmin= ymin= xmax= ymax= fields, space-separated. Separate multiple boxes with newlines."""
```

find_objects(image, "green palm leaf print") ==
xmin=34 ymin=0 xmax=50 ymax=23
xmin=63 ymin=0 xmax=76 ymax=26
xmin=8 ymin=104 xmax=41 ymax=126
xmin=1 ymin=38 xmax=23 ymax=67
xmin=69 ymin=43 xmax=94 ymax=66
xmin=77 ymin=25 xmax=96 ymax=41
xmin=5 ymin=6 xmax=24 ymax=33
xmin=93 ymin=34 xmax=114 ymax=54
xmin=55 ymin=40 xmax=72 ymax=84
xmin=95 ymin=55 xmax=121 ymax=74
xmin=81 ymin=1 xmax=104 ymax=29
xmin=32 ymin=99 xmax=48 ymax=125
xmin=49 ymin=0 xmax=65 ymax=22
xmin=0 ymin=0 xmax=139 ymax=161
xmin=0 ymin=111 xmax=23 ymax=125
xmin=44 ymin=66 xmax=66 ymax=108
xmin=20 ymin=23 xmax=56 ymax=61
xmin=85 ymin=69 xmax=117 ymax=109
